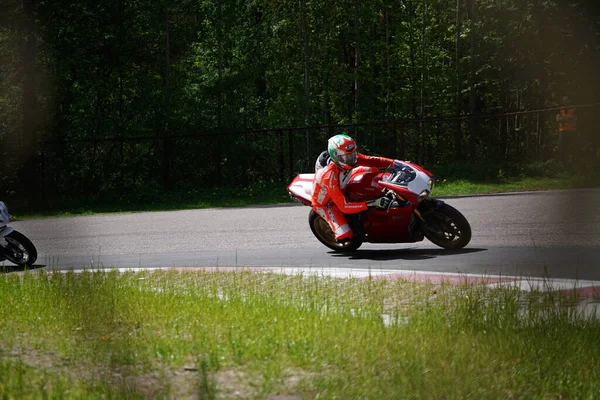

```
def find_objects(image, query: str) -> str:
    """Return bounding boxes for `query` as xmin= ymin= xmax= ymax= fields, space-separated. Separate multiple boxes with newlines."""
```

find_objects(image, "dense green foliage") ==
xmin=1 ymin=0 xmax=599 ymax=205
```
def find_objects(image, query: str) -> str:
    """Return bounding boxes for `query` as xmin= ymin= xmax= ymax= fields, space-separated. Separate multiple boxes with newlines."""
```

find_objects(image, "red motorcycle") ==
xmin=287 ymin=160 xmax=471 ymax=252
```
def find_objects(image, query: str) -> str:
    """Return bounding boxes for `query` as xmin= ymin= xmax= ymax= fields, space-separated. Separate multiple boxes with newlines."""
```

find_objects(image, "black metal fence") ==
xmin=8 ymin=103 xmax=600 ymax=204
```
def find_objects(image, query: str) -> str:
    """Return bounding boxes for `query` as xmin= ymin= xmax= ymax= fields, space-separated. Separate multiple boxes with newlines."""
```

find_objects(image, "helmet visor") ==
xmin=338 ymin=150 xmax=357 ymax=166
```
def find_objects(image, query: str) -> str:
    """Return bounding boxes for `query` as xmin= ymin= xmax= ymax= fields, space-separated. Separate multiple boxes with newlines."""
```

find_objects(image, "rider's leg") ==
xmin=313 ymin=204 xmax=353 ymax=241
xmin=326 ymin=204 xmax=353 ymax=241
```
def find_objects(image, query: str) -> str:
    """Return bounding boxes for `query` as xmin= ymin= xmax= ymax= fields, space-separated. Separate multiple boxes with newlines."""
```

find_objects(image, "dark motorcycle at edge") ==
xmin=0 ymin=201 xmax=37 ymax=267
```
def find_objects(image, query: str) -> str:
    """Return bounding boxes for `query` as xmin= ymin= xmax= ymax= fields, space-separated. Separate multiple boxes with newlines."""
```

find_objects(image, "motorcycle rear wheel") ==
xmin=2 ymin=231 xmax=37 ymax=266
xmin=422 ymin=204 xmax=471 ymax=250
xmin=309 ymin=210 xmax=363 ymax=252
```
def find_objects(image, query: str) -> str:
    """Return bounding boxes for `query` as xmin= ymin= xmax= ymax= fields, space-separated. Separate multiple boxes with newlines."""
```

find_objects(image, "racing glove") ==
xmin=366 ymin=196 xmax=391 ymax=210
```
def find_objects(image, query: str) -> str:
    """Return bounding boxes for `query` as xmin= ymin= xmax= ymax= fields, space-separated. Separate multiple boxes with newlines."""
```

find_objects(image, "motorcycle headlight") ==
xmin=417 ymin=189 xmax=431 ymax=202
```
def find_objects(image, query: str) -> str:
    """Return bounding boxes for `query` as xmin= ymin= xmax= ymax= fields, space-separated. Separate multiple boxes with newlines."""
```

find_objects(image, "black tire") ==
xmin=421 ymin=203 xmax=471 ymax=250
xmin=308 ymin=210 xmax=363 ymax=252
xmin=2 ymin=231 xmax=37 ymax=266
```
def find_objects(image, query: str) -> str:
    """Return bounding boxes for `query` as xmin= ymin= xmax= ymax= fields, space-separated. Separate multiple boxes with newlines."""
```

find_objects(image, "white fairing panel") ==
xmin=0 ymin=201 xmax=10 ymax=229
xmin=288 ymin=173 xmax=314 ymax=204
xmin=407 ymin=170 xmax=431 ymax=195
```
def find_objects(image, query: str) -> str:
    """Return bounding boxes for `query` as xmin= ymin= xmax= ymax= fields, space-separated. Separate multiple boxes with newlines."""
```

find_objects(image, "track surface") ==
xmin=6 ymin=188 xmax=600 ymax=280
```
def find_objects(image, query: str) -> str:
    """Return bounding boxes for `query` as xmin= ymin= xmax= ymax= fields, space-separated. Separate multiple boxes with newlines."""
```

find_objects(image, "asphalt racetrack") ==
xmin=7 ymin=188 xmax=600 ymax=280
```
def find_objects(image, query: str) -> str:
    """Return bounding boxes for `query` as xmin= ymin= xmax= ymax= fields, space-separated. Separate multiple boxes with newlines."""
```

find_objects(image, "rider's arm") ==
xmin=315 ymin=150 xmax=331 ymax=171
xmin=357 ymin=153 xmax=394 ymax=169
xmin=329 ymin=186 xmax=368 ymax=214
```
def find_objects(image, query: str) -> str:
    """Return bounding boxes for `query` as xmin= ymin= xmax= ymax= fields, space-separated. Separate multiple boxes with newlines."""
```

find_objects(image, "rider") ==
xmin=312 ymin=134 xmax=394 ymax=244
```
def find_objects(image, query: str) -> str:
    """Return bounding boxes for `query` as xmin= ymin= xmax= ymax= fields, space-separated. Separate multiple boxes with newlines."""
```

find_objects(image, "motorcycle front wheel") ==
xmin=1 ymin=231 xmax=38 ymax=266
xmin=421 ymin=203 xmax=471 ymax=250
xmin=309 ymin=210 xmax=363 ymax=252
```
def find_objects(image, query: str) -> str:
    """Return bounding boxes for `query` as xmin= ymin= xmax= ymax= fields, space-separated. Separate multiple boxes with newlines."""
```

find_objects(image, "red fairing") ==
xmin=363 ymin=206 xmax=417 ymax=243
xmin=344 ymin=168 xmax=386 ymax=202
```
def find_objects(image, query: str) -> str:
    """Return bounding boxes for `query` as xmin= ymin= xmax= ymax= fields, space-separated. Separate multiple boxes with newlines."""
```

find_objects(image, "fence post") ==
xmin=41 ymin=149 xmax=46 ymax=204
xmin=278 ymin=130 xmax=285 ymax=182
xmin=288 ymin=130 xmax=294 ymax=182
xmin=119 ymin=139 xmax=124 ymax=190
xmin=539 ymin=110 xmax=550 ymax=160
xmin=215 ymin=133 xmax=222 ymax=187
xmin=392 ymin=120 xmax=397 ymax=156
xmin=455 ymin=118 xmax=462 ymax=161
xmin=526 ymin=113 xmax=532 ymax=161
xmin=398 ymin=121 xmax=405 ymax=160
xmin=497 ymin=116 xmax=503 ymax=161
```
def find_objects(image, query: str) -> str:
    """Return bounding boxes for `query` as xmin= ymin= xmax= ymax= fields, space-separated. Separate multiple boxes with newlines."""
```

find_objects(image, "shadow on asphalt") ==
xmin=331 ymin=247 xmax=487 ymax=261
xmin=0 ymin=264 xmax=46 ymax=274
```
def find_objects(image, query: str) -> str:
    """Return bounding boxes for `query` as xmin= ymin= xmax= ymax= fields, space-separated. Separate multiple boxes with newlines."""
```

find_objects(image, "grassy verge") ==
xmin=1 ymin=269 xmax=599 ymax=399
xmin=9 ymin=161 xmax=600 ymax=219
xmin=433 ymin=175 xmax=600 ymax=196
xmin=430 ymin=160 xmax=600 ymax=196
xmin=11 ymin=183 xmax=292 ymax=220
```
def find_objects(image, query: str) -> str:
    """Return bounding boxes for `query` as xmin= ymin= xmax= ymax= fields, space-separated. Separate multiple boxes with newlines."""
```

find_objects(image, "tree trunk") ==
xmin=409 ymin=2 xmax=418 ymax=120
xmin=454 ymin=0 xmax=462 ymax=160
xmin=18 ymin=0 xmax=39 ymax=199
xmin=466 ymin=0 xmax=477 ymax=161
xmin=408 ymin=1 xmax=418 ymax=162
xmin=162 ymin=6 xmax=173 ymax=190
xmin=299 ymin=0 xmax=310 ymax=160
xmin=353 ymin=0 xmax=360 ymax=119
xmin=384 ymin=9 xmax=391 ymax=116
xmin=215 ymin=0 xmax=223 ymax=186
xmin=419 ymin=0 xmax=427 ymax=165
xmin=117 ymin=0 xmax=125 ymax=190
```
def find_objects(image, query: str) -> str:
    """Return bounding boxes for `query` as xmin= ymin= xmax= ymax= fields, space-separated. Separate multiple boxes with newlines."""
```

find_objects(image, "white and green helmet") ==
xmin=328 ymin=134 xmax=358 ymax=170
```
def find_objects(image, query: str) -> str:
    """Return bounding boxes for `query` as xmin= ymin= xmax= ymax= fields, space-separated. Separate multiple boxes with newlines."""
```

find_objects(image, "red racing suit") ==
xmin=311 ymin=153 xmax=393 ymax=241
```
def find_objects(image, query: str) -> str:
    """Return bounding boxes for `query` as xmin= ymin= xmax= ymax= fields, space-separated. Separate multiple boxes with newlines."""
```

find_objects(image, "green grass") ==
xmin=433 ymin=175 xmax=600 ymax=196
xmin=1 ymin=269 xmax=599 ymax=399
xmin=11 ymin=182 xmax=292 ymax=220
xmin=8 ymin=161 xmax=600 ymax=220
xmin=430 ymin=160 xmax=600 ymax=196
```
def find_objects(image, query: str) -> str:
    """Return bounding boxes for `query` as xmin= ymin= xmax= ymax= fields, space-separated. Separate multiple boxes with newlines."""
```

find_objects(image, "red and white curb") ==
xmin=97 ymin=266 xmax=600 ymax=300
xmin=42 ymin=265 xmax=600 ymax=319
